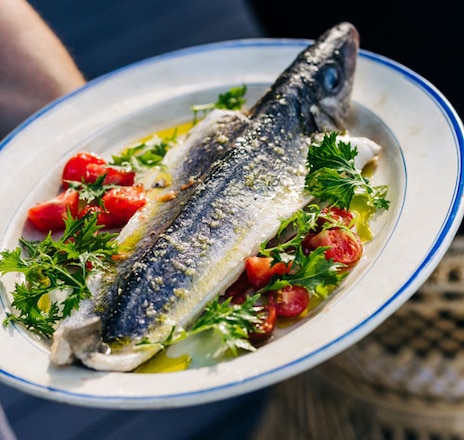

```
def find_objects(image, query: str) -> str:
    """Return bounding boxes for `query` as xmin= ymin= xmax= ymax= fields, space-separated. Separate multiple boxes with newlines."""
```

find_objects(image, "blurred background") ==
xmin=25 ymin=0 xmax=463 ymax=119
xmin=27 ymin=0 xmax=263 ymax=80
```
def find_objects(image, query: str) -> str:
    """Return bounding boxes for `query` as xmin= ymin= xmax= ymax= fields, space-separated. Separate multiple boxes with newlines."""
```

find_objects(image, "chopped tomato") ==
xmin=249 ymin=303 xmax=277 ymax=344
xmin=85 ymin=163 xmax=135 ymax=186
xmin=302 ymin=227 xmax=363 ymax=266
xmin=78 ymin=204 xmax=103 ymax=218
xmin=27 ymin=190 xmax=79 ymax=232
xmin=270 ymin=285 xmax=309 ymax=317
xmin=94 ymin=185 xmax=147 ymax=228
xmin=245 ymin=256 xmax=291 ymax=289
xmin=62 ymin=152 xmax=106 ymax=187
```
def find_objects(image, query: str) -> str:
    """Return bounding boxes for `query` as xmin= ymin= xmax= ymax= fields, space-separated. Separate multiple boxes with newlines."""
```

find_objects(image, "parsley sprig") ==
xmin=305 ymin=132 xmax=390 ymax=210
xmin=67 ymin=174 xmax=117 ymax=206
xmin=259 ymin=207 xmax=320 ymax=263
xmin=192 ymin=84 xmax=247 ymax=124
xmin=139 ymin=294 xmax=262 ymax=358
xmin=258 ymin=206 xmax=347 ymax=299
xmin=109 ymin=131 xmax=176 ymax=173
xmin=264 ymin=247 xmax=347 ymax=300
xmin=0 ymin=213 xmax=119 ymax=338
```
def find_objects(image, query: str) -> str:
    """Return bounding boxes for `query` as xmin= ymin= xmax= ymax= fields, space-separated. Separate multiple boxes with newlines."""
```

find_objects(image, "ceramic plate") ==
xmin=0 ymin=39 xmax=463 ymax=409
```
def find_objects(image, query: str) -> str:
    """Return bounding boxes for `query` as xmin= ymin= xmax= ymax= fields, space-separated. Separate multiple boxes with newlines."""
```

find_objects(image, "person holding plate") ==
xmin=0 ymin=0 xmax=85 ymax=139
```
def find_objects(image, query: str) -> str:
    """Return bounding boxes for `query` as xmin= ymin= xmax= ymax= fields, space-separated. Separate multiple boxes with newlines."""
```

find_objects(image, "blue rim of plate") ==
xmin=0 ymin=38 xmax=463 ymax=406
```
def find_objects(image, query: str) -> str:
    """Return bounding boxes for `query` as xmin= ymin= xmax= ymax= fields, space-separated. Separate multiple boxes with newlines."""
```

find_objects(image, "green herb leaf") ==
xmin=0 ymin=212 xmax=119 ymax=338
xmin=258 ymin=205 xmax=321 ymax=262
xmin=67 ymin=174 xmax=118 ymax=206
xmin=265 ymin=247 xmax=347 ymax=300
xmin=214 ymin=84 xmax=247 ymax=110
xmin=192 ymin=85 xmax=247 ymax=124
xmin=109 ymin=131 xmax=176 ymax=172
xmin=140 ymin=294 xmax=262 ymax=357
xmin=305 ymin=132 xmax=390 ymax=210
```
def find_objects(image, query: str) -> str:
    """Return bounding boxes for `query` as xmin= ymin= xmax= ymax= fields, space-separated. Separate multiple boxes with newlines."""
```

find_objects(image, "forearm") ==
xmin=0 ymin=0 xmax=85 ymax=138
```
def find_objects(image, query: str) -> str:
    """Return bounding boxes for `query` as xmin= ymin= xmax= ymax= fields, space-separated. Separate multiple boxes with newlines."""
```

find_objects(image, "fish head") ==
xmin=300 ymin=22 xmax=360 ymax=133
xmin=249 ymin=22 xmax=360 ymax=134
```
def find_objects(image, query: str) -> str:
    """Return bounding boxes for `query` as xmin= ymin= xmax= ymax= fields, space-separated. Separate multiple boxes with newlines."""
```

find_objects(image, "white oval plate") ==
xmin=0 ymin=39 xmax=463 ymax=409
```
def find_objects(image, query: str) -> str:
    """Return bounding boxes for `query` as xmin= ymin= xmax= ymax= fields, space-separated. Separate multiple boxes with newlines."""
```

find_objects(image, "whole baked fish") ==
xmin=51 ymin=22 xmax=362 ymax=372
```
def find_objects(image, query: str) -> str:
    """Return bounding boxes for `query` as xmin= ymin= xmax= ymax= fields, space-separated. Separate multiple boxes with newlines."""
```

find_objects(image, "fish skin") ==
xmin=51 ymin=22 xmax=360 ymax=371
xmin=95 ymin=109 xmax=250 ymax=323
xmin=118 ymin=108 xmax=250 ymax=252
xmin=50 ymin=109 xmax=250 ymax=368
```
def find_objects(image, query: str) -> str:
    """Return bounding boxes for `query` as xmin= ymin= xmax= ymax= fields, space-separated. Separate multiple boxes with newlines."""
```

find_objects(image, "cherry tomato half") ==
xmin=302 ymin=227 xmax=363 ymax=266
xmin=245 ymin=256 xmax=291 ymax=289
xmin=94 ymin=184 xmax=147 ymax=228
xmin=62 ymin=152 xmax=106 ymax=187
xmin=270 ymin=285 xmax=310 ymax=318
xmin=85 ymin=163 xmax=135 ymax=186
xmin=249 ymin=303 xmax=277 ymax=344
xmin=27 ymin=190 xmax=79 ymax=232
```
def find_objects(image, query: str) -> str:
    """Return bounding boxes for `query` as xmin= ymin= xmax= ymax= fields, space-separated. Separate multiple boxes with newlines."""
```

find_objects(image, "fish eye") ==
xmin=322 ymin=64 xmax=342 ymax=93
